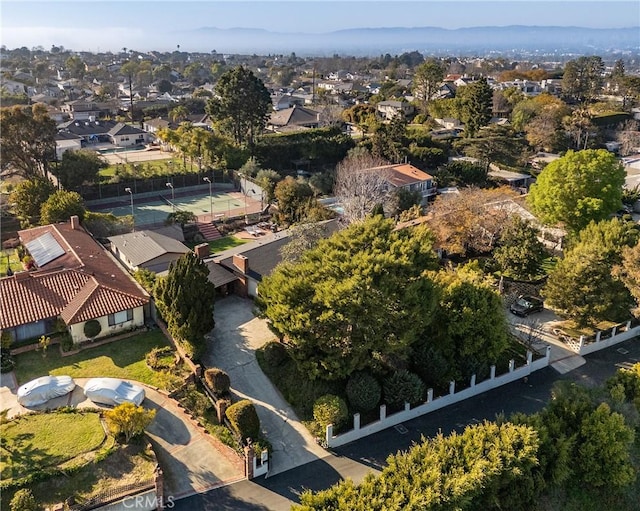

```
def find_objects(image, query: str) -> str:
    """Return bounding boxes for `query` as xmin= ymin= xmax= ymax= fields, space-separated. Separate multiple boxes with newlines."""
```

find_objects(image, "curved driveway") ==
xmin=204 ymin=296 xmax=328 ymax=476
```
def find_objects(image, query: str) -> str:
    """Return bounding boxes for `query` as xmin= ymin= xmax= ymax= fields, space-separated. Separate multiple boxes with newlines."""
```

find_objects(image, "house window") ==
xmin=15 ymin=320 xmax=46 ymax=342
xmin=108 ymin=309 xmax=134 ymax=326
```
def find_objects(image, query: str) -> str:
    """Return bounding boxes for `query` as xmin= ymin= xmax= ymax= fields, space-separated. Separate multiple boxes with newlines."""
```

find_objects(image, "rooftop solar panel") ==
xmin=25 ymin=232 xmax=66 ymax=267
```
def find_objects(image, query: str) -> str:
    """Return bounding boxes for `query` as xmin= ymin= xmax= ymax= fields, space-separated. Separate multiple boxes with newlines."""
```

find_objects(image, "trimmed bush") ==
xmin=145 ymin=346 xmax=175 ymax=370
xmin=59 ymin=334 xmax=74 ymax=353
xmin=10 ymin=488 xmax=40 ymax=511
xmin=83 ymin=319 xmax=102 ymax=339
xmin=1 ymin=349 xmax=15 ymax=374
xmin=262 ymin=341 xmax=289 ymax=367
xmin=346 ymin=372 xmax=381 ymax=413
xmin=204 ymin=367 xmax=231 ymax=396
xmin=313 ymin=394 xmax=348 ymax=430
xmin=383 ymin=370 xmax=426 ymax=407
xmin=225 ymin=400 xmax=260 ymax=442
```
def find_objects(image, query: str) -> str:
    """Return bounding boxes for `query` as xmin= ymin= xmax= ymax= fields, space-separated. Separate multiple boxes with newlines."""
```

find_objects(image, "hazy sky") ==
xmin=2 ymin=1 xmax=638 ymax=52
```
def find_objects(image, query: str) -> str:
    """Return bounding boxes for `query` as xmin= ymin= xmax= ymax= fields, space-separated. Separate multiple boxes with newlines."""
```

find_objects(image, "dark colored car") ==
xmin=509 ymin=295 xmax=544 ymax=317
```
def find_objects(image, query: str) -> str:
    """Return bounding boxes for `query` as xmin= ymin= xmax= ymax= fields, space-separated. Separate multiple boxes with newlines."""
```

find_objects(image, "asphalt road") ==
xmin=173 ymin=336 xmax=640 ymax=511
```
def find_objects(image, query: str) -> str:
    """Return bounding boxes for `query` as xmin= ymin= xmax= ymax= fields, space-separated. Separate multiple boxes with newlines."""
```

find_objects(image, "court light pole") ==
xmin=165 ymin=182 xmax=175 ymax=211
xmin=125 ymin=187 xmax=134 ymax=231
xmin=203 ymin=177 xmax=213 ymax=223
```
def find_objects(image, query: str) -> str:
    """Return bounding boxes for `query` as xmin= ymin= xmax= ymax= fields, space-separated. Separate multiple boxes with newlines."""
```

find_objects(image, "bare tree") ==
xmin=617 ymin=119 xmax=640 ymax=157
xmin=280 ymin=222 xmax=328 ymax=263
xmin=333 ymin=153 xmax=392 ymax=224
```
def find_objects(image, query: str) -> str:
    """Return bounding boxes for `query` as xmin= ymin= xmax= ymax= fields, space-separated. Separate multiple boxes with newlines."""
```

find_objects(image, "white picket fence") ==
xmin=576 ymin=321 xmax=640 ymax=356
xmin=325 ymin=347 xmax=551 ymax=448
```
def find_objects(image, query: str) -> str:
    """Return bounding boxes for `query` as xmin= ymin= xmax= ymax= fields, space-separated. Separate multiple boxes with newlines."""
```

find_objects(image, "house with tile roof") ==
xmin=366 ymin=163 xmax=437 ymax=204
xmin=107 ymin=230 xmax=191 ymax=274
xmin=0 ymin=216 xmax=149 ymax=344
xmin=267 ymin=105 xmax=321 ymax=132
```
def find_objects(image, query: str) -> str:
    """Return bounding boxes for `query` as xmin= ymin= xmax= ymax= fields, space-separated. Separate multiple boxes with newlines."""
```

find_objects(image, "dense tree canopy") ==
xmin=155 ymin=253 xmax=215 ymax=359
xmin=257 ymin=216 xmax=439 ymax=380
xmin=206 ymin=66 xmax=271 ymax=147
xmin=9 ymin=177 xmax=55 ymax=224
xmin=528 ymin=149 xmax=625 ymax=233
xmin=493 ymin=216 xmax=547 ymax=280
xmin=0 ymin=104 xmax=56 ymax=179
xmin=412 ymin=58 xmax=445 ymax=112
xmin=562 ymin=56 xmax=604 ymax=103
xmin=613 ymin=241 xmax=640 ymax=316
xmin=273 ymin=176 xmax=315 ymax=225
xmin=54 ymin=149 xmax=106 ymax=189
xmin=543 ymin=219 xmax=639 ymax=326
xmin=40 ymin=190 xmax=86 ymax=225
xmin=459 ymin=78 xmax=493 ymax=137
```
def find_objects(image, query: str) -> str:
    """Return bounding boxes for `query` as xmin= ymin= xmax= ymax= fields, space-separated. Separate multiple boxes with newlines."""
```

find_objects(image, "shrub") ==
xmin=225 ymin=399 xmax=260 ymax=442
xmin=104 ymin=402 xmax=156 ymax=443
xmin=346 ymin=372 xmax=381 ymax=413
xmin=383 ymin=370 xmax=426 ymax=407
xmin=10 ymin=488 xmax=40 ymax=511
xmin=204 ymin=367 xmax=231 ymax=396
xmin=145 ymin=346 xmax=175 ymax=370
xmin=83 ymin=319 xmax=102 ymax=339
xmin=1 ymin=330 xmax=13 ymax=350
xmin=179 ymin=384 xmax=211 ymax=417
xmin=313 ymin=394 xmax=348 ymax=430
xmin=1 ymin=349 xmax=15 ymax=374
xmin=261 ymin=341 xmax=289 ymax=367
xmin=59 ymin=334 xmax=74 ymax=353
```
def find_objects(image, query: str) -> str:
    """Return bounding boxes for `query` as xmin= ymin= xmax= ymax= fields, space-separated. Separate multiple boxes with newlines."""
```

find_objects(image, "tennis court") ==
xmin=95 ymin=189 xmax=263 ymax=228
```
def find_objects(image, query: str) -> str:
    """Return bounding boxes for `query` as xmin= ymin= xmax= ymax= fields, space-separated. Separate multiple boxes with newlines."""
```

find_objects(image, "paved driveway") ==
xmin=204 ymin=296 xmax=328 ymax=476
xmin=0 ymin=375 xmax=244 ymax=499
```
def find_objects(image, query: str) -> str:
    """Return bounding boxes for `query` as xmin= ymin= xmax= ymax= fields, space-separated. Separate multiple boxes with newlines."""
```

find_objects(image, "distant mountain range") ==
xmin=178 ymin=25 xmax=640 ymax=56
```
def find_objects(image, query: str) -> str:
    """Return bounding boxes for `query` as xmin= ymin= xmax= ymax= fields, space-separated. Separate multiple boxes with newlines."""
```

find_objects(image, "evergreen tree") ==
xmin=461 ymin=78 xmax=492 ymax=137
xmin=155 ymin=253 xmax=216 ymax=359
xmin=40 ymin=190 xmax=86 ymax=225
xmin=493 ymin=216 xmax=547 ymax=280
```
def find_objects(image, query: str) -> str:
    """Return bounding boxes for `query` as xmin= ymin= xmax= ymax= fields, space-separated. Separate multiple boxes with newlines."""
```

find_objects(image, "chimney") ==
xmin=233 ymin=254 xmax=248 ymax=274
xmin=70 ymin=215 xmax=80 ymax=230
xmin=194 ymin=243 xmax=210 ymax=259
xmin=14 ymin=271 xmax=31 ymax=281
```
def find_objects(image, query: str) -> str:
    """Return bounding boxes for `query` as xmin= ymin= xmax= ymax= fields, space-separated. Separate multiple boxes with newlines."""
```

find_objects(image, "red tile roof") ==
xmin=1 ymin=220 xmax=149 ymax=329
xmin=365 ymin=163 xmax=433 ymax=188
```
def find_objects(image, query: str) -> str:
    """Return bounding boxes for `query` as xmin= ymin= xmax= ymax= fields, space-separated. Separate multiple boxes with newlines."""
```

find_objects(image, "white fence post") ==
xmin=353 ymin=413 xmax=361 ymax=431
xmin=490 ymin=365 xmax=496 ymax=379
xmin=427 ymin=388 xmax=433 ymax=403
xmin=611 ymin=325 xmax=617 ymax=337
xmin=579 ymin=335 xmax=585 ymax=349
xmin=470 ymin=374 xmax=476 ymax=387
xmin=449 ymin=380 xmax=455 ymax=395
xmin=380 ymin=404 xmax=387 ymax=421
xmin=526 ymin=350 xmax=533 ymax=366
xmin=404 ymin=402 xmax=411 ymax=412
xmin=626 ymin=320 xmax=632 ymax=331
xmin=326 ymin=424 xmax=333 ymax=446
xmin=508 ymin=359 xmax=515 ymax=372
xmin=596 ymin=330 xmax=601 ymax=342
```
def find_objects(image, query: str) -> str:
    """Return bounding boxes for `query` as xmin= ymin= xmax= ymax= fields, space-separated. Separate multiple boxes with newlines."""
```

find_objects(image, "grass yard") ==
xmin=0 ymin=249 xmax=22 ymax=277
xmin=14 ymin=330 xmax=173 ymax=388
xmin=1 ymin=442 xmax=156 ymax=511
xmin=1 ymin=411 xmax=105 ymax=482
xmin=186 ymin=234 xmax=249 ymax=253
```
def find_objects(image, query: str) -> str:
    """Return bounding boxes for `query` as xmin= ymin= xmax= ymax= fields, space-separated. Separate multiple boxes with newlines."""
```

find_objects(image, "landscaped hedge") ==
xmin=261 ymin=341 xmax=289 ymax=367
xmin=346 ymin=372 xmax=381 ymax=413
xmin=83 ymin=320 xmax=102 ymax=339
xmin=225 ymin=400 xmax=260 ymax=442
xmin=383 ymin=370 xmax=426 ymax=407
xmin=313 ymin=394 xmax=348 ymax=430
xmin=204 ymin=367 xmax=231 ymax=396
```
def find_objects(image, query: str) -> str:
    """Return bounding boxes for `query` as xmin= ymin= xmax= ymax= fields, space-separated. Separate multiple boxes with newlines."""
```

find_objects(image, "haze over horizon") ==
xmin=1 ymin=1 xmax=639 ymax=54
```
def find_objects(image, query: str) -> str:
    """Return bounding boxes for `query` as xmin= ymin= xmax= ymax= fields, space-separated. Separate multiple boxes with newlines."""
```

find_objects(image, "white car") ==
xmin=84 ymin=378 xmax=145 ymax=406
xmin=17 ymin=375 xmax=76 ymax=407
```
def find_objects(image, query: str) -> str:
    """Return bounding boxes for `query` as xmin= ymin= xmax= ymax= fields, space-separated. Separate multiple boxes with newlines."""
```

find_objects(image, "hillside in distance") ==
xmin=184 ymin=25 xmax=639 ymax=56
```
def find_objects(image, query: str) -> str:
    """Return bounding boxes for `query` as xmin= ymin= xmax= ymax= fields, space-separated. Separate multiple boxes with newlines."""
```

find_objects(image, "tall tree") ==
xmin=528 ymin=149 xmax=625 ymax=233
xmin=0 ymin=104 xmax=56 ymax=179
xmin=562 ymin=56 xmax=604 ymax=104
xmin=543 ymin=219 xmax=639 ymax=326
xmin=154 ymin=253 xmax=215 ymax=359
xmin=257 ymin=216 xmax=439 ymax=380
xmin=460 ymin=78 xmax=493 ymax=137
xmin=273 ymin=176 xmax=315 ymax=225
xmin=412 ymin=59 xmax=445 ymax=112
xmin=333 ymin=153 xmax=391 ymax=224
xmin=493 ymin=216 xmax=547 ymax=281
xmin=54 ymin=149 xmax=106 ymax=189
xmin=206 ymin=66 xmax=271 ymax=147
xmin=613 ymin=241 xmax=640 ymax=316
xmin=39 ymin=190 xmax=86 ymax=225
xmin=9 ymin=177 xmax=55 ymax=225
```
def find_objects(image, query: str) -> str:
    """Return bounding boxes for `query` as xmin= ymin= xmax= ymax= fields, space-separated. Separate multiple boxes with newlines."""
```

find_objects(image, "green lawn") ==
xmin=1 ymin=411 xmax=105 ymax=482
xmin=186 ymin=235 xmax=249 ymax=253
xmin=0 ymin=249 xmax=22 ymax=277
xmin=14 ymin=330 xmax=172 ymax=388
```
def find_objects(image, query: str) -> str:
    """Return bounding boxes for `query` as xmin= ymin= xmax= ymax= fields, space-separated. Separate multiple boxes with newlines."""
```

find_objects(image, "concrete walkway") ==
xmin=204 ymin=296 xmax=328 ymax=476
xmin=0 ymin=375 xmax=245 ymax=499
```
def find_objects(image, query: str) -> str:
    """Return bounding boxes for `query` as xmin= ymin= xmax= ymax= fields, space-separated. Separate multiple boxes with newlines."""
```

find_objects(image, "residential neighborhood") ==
xmin=1 ymin=4 xmax=640 ymax=511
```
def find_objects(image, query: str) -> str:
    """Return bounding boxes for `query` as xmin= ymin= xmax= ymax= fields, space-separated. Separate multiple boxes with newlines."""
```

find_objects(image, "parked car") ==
xmin=17 ymin=375 xmax=76 ymax=407
xmin=509 ymin=295 xmax=544 ymax=317
xmin=84 ymin=378 xmax=145 ymax=406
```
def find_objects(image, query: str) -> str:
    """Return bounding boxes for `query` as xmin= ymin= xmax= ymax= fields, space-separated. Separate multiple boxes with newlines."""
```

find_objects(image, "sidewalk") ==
xmin=204 ymin=296 xmax=329 ymax=476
